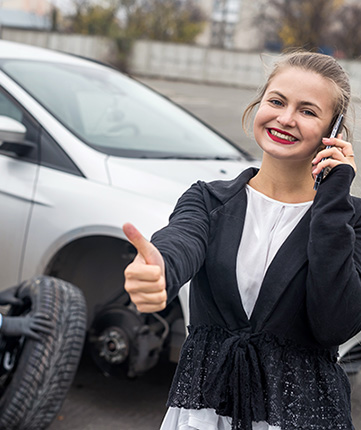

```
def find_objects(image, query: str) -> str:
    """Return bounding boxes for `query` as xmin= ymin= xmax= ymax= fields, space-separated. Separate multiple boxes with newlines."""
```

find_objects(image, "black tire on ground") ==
xmin=0 ymin=276 xmax=87 ymax=430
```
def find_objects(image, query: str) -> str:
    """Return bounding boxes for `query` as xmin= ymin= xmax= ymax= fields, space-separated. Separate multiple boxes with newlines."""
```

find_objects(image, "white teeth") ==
xmin=269 ymin=129 xmax=297 ymax=142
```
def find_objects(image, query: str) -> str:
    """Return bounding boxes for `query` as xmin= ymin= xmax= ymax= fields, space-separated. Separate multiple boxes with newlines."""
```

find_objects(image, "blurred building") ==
xmin=197 ymin=0 xmax=264 ymax=51
xmin=0 ymin=0 xmax=52 ymax=30
xmin=1 ymin=0 xmax=52 ymax=15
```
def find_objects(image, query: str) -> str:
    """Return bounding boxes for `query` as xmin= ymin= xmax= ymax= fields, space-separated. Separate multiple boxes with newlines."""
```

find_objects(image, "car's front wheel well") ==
xmin=45 ymin=235 xmax=136 ymax=325
xmin=44 ymin=235 xmax=186 ymax=373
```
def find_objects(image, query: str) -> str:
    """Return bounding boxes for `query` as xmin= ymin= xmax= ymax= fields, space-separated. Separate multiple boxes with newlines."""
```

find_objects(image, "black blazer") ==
xmin=152 ymin=164 xmax=361 ymax=348
xmin=152 ymin=164 xmax=361 ymax=429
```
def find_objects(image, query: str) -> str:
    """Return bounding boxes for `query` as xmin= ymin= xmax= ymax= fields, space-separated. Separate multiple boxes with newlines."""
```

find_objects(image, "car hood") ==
xmin=106 ymin=156 xmax=259 ymax=207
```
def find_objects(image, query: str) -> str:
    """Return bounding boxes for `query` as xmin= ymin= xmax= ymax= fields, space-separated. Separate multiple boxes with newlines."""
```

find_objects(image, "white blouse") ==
xmin=160 ymin=185 xmax=313 ymax=430
xmin=237 ymin=185 xmax=313 ymax=319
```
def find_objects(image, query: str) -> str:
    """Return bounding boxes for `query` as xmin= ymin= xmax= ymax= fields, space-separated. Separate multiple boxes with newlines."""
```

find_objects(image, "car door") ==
xmin=0 ymin=88 xmax=40 ymax=288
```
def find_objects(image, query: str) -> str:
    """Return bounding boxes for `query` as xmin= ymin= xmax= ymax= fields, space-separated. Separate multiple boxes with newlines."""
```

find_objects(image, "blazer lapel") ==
xmin=250 ymin=207 xmax=312 ymax=331
xmin=206 ymin=189 xmax=251 ymax=331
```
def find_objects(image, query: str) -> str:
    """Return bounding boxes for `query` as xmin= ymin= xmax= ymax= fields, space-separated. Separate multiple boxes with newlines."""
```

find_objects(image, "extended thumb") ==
xmin=123 ymin=223 xmax=162 ymax=266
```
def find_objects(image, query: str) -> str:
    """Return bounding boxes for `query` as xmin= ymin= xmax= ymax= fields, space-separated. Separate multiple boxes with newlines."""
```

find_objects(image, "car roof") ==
xmin=0 ymin=39 xmax=100 ymax=68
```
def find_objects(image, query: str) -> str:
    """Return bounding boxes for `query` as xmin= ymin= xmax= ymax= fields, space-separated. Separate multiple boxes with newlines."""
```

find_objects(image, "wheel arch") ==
xmin=43 ymin=234 xmax=188 ymax=366
xmin=44 ymin=234 xmax=136 ymax=326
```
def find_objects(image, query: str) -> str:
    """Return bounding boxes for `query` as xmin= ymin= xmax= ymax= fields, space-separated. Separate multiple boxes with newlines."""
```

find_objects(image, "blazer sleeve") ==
xmin=151 ymin=181 xmax=212 ymax=303
xmin=307 ymin=164 xmax=361 ymax=346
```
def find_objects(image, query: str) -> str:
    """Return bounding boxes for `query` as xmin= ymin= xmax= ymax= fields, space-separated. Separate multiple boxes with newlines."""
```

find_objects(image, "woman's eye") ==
xmin=303 ymin=109 xmax=316 ymax=116
xmin=270 ymin=99 xmax=283 ymax=106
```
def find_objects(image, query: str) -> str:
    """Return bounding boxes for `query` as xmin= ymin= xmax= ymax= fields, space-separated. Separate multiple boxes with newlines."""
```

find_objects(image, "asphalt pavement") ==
xmin=48 ymin=77 xmax=361 ymax=430
xmin=48 ymin=353 xmax=174 ymax=430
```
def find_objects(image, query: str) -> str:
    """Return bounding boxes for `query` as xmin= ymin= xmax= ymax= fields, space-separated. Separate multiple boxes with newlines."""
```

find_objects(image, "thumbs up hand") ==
xmin=123 ymin=223 xmax=167 ymax=313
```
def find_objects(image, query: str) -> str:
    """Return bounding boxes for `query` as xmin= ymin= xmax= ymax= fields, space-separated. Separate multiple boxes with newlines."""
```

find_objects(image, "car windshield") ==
xmin=0 ymin=59 xmax=246 ymax=160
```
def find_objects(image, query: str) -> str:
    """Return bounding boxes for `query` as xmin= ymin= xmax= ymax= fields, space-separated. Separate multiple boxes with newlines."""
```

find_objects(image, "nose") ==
xmin=277 ymin=108 xmax=296 ymax=128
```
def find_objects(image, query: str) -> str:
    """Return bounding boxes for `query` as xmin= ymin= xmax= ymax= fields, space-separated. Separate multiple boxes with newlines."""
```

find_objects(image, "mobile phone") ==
xmin=313 ymin=113 xmax=344 ymax=191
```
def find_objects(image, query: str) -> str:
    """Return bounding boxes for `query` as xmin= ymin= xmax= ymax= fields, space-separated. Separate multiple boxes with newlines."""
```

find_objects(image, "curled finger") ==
xmin=135 ymin=301 xmax=167 ymax=314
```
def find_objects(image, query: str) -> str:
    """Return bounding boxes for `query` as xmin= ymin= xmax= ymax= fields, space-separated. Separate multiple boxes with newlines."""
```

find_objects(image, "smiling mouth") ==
xmin=267 ymin=128 xmax=298 ymax=144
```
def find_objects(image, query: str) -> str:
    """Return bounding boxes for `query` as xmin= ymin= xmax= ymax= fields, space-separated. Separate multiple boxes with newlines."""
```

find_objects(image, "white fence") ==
xmin=2 ymin=28 xmax=361 ymax=96
xmin=130 ymin=40 xmax=361 ymax=97
xmin=0 ymin=27 xmax=118 ymax=64
xmin=129 ymin=40 xmax=273 ymax=89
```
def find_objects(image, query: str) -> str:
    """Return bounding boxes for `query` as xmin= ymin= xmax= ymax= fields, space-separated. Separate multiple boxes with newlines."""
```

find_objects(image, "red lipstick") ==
xmin=267 ymin=128 xmax=298 ymax=145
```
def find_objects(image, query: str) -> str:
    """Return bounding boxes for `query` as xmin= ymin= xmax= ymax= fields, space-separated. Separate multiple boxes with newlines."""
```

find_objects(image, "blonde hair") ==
xmin=242 ymin=51 xmax=352 ymax=139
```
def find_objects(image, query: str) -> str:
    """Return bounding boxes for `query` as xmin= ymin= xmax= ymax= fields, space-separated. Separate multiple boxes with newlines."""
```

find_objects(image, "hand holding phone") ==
xmin=313 ymin=114 xmax=344 ymax=191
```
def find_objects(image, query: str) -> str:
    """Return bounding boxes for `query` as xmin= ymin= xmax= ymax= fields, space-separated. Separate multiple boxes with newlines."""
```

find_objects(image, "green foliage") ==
xmin=122 ymin=0 xmax=205 ymax=43
xmin=69 ymin=4 xmax=119 ymax=37
xmin=67 ymin=0 xmax=205 ymax=43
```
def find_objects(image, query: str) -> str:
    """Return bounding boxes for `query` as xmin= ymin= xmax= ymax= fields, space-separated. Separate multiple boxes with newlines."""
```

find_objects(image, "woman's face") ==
xmin=253 ymin=67 xmax=336 ymax=162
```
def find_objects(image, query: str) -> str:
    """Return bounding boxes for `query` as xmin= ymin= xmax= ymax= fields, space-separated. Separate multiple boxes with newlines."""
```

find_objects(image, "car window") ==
xmin=0 ymin=91 xmax=22 ymax=122
xmin=0 ymin=60 xmax=245 ymax=160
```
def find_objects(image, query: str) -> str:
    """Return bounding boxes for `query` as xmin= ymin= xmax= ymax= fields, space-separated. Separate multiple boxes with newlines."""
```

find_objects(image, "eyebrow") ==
xmin=268 ymin=90 xmax=322 ymax=112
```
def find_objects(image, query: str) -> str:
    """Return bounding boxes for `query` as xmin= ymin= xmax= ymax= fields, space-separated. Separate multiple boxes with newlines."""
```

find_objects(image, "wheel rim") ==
xmin=88 ymin=306 xmax=143 ymax=377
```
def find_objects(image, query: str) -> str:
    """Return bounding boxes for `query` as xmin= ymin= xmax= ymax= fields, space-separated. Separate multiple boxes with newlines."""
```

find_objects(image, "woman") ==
xmin=123 ymin=51 xmax=360 ymax=429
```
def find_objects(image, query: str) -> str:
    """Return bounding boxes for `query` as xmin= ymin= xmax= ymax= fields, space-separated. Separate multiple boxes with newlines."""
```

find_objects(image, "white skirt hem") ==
xmin=160 ymin=407 xmax=281 ymax=430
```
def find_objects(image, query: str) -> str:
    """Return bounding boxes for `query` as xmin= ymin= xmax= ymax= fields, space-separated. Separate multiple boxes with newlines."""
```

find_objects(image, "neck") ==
xmin=249 ymin=154 xmax=316 ymax=203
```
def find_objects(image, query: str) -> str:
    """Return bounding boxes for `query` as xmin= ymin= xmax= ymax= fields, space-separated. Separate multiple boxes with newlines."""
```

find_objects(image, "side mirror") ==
xmin=0 ymin=116 xmax=26 ymax=143
xmin=0 ymin=116 xmax=36 ymax=155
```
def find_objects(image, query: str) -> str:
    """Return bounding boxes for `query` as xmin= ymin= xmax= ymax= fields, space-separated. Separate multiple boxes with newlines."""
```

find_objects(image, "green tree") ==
xmin=68 ymin=1 xmax=121 ymax=37
xmin=67 ymin=0 xmax=205 ymax=43
xmin=121 ymin=0 xmax=205 ymax=43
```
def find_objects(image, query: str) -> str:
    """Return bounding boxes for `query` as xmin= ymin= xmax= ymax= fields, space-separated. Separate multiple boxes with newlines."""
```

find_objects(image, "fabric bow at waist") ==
xmin=203 ymin=331 xmax=267 ymax=430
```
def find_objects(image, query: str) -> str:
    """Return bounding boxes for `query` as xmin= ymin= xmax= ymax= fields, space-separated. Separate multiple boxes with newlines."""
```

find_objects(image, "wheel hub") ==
xmin=88 ymin=305 xmax=169 ymax=377
xmin=98 ymin=327 xmax=128 ymax=364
